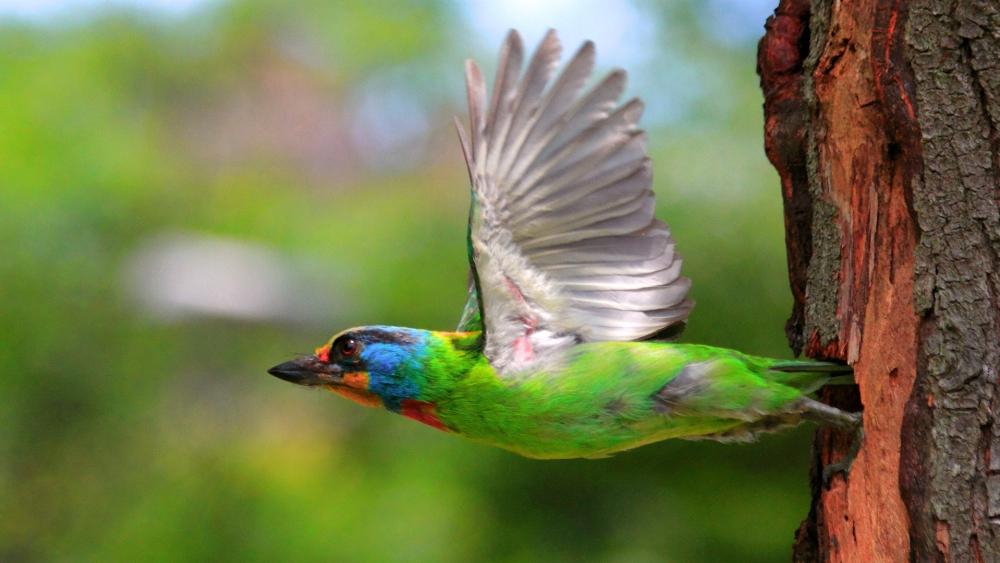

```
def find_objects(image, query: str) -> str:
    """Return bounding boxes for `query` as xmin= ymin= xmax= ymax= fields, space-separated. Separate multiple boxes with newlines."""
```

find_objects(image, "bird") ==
xmin=268 ymin=29 xmax=861 ymax=461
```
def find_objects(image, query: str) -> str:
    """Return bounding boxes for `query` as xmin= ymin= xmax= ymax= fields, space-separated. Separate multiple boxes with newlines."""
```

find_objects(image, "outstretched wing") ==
xmin=455 ymin=30 xmax=692 ymax=374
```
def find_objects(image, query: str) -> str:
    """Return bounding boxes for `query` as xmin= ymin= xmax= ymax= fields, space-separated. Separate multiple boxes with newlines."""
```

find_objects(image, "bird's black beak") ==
xmin=268 ymin=359 xmax=313 ymax=383
xmin=268 ymin=356 xmax=339 ymax=386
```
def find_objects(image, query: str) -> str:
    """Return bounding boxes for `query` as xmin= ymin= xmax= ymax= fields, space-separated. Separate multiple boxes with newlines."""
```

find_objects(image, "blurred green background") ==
xmin=1 ymin=0 xmax=813 ymax=561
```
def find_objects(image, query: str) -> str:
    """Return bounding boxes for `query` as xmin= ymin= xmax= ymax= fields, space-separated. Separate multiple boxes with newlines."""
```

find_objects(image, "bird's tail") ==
xmin=768 ymin=359 xmax=853 ymax=375
xmin=765 ymin=359 xmax=854 ymax=393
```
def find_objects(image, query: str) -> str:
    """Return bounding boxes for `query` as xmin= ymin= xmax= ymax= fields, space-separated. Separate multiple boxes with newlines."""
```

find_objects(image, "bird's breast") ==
xmin=399 ymin=399 xmax=452 ymax=432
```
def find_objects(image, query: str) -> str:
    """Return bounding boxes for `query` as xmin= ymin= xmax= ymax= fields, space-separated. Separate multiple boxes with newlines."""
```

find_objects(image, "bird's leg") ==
xmin=821 ymin=426 xmax=864 ymax=486
xmin=799 ymin=397 xmax=861 ymax=429
xmin=797 ymin=398 xmax=864 ymax=486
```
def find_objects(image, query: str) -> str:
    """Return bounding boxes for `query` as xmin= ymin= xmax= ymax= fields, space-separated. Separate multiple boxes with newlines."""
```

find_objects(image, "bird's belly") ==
xmin=455 ymin=409 xmax=744 ymax=460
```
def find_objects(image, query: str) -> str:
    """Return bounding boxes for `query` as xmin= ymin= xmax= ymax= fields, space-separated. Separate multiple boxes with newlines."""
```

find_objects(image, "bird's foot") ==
xmin=822 ymin=425 xmax=864 ymax=487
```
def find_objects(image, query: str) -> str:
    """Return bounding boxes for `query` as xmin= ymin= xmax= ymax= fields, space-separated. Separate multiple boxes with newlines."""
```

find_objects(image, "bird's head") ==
xmin=268 ymin=326 xmax=430 ymax=410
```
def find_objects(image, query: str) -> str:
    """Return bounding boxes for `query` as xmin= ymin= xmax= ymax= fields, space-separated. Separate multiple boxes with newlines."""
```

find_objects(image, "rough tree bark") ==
xmin=757 ymin=0 xmax=1000 ymax=561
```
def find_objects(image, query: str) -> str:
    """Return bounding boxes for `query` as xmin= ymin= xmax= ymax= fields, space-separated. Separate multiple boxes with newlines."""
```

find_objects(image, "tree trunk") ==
xmin=757 ymin=0 xmax=1000 ymax=560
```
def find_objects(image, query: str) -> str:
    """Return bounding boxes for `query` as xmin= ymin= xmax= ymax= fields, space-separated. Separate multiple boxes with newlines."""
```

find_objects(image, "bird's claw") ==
xmin=822 ymin=426 xmax=864 ymax=487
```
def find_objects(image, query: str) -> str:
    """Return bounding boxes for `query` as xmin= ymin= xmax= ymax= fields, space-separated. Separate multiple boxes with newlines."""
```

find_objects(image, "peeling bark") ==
xmin=758 ymin=0 xmax=1000 ymax=560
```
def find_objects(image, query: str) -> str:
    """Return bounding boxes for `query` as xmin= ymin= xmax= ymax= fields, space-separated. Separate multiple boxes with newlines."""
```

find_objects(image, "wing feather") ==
xmin=496 ymin=30 xmax=561 ymax=179
xmin=455 ymin=30 xmax=693 ymax=373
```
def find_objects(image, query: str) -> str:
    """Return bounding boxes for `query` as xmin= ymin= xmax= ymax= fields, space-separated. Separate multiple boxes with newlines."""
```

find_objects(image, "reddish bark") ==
xmin=759 ymin=0 xmax=1000 ymax=560
xmin=758 ymin=0 xmax=813 ymax=355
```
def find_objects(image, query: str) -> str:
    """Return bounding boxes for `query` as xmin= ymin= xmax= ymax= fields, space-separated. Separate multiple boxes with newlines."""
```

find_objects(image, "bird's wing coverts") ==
xmin=456 ymin=30 xmax=692 ymax=374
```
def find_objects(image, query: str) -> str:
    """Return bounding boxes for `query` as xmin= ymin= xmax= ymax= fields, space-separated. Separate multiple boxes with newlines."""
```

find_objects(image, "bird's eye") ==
xmin=336 ymin=338 xmax=359 ymax=358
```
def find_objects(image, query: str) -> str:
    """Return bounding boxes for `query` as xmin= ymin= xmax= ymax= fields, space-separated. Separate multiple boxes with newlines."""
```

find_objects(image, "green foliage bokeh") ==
xmin=0 ymin=1 xmax=813 ymax=561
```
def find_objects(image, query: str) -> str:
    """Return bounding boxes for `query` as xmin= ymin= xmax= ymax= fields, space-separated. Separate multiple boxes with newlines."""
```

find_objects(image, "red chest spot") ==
xmin=400 ymin=399 xmax=451 ymax=432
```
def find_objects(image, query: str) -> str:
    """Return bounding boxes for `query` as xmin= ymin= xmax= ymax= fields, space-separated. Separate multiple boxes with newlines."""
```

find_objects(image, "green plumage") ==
xmin=413 ymin=332 xmax=849 ymax=459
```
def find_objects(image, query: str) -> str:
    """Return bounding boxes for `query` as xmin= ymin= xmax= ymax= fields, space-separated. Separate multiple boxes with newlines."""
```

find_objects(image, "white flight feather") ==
xmin=457 ymin=29 xmax=693 ymax=374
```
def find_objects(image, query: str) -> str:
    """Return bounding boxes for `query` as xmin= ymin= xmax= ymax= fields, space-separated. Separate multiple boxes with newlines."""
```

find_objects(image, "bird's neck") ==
xmin=391 ymin=330 xmax=487 ymax=431
xmin=415 ymin=331 xmax=487 ymax=397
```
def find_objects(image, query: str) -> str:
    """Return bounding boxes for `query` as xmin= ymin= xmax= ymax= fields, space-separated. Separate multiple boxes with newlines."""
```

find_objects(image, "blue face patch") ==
xmin=361 ymin=336 xmax=428 ymax=411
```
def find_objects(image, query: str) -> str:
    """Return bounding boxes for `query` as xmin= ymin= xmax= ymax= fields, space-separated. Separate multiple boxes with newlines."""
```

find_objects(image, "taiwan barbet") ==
xmin=269 ymin=30 xmax=861 ymax=460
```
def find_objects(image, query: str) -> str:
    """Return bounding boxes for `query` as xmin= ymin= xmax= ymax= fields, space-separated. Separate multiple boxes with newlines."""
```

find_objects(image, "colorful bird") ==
xmin=269 ymin=30 xmax=860 ymax=461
